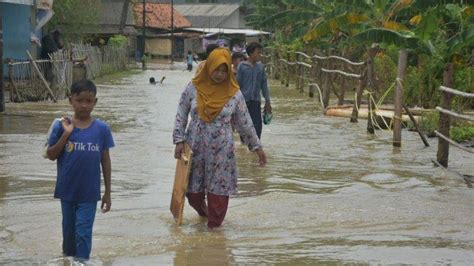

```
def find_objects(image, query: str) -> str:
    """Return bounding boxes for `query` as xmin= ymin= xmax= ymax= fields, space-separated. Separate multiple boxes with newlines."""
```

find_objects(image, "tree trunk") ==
xmin=436 ymin=63 xmax=454 ymax=167
xmin=393 ymin=49 xmax=408 ymax=147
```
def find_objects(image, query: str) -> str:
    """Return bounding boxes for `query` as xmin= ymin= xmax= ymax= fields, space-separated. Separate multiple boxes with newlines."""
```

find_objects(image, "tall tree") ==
xmin=48 ymin=0 xmax=101 ymax=42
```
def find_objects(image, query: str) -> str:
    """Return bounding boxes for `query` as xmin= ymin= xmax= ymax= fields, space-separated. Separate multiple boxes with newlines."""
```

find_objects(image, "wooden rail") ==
xmin=265 ymin=48 xmax=368 ymax=125
xmin=439 ymin=85 xmax=474 ymax=98
xmin=436 ymin=107 xmax=474 ymax=122
xmin=320 ymin=68 xmax=361 ymax=79
xmin=435 ymin=81 xmax=473 ymax=187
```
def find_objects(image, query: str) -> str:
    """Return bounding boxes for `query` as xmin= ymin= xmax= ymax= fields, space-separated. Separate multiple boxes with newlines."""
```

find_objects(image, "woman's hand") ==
xmin=255 ymin=148 xmax=267 ymax=167
xmin=174 ymin=142 xmax=185 ymax=159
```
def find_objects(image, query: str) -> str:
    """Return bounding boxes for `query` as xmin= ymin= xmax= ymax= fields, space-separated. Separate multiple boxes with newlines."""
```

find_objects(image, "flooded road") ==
xmin=1 ymin=68 xmax=473 ymax=264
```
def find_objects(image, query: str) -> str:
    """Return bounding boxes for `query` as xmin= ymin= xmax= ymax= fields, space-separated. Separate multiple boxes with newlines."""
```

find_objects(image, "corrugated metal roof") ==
xmin=134 ymin=3 xmax=191 ymax=30
xmin=174 ymin=4 xmax=240 ymax=28
xmin=100 ymin=1 xmax=135 ymax=27
xmin=174 ymin=4 xmax=240 ymax=17
xmin=185 ymin=28 xmax=270 ymax=36
xmin=55 ymin=1 xmax=138 ymax=35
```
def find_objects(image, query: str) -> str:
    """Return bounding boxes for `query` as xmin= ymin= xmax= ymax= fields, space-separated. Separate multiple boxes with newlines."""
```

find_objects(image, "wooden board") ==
xmin=170 ymin=143 xmax=193 ymax=225
xmin=325 ymin=105 xmax=419 ymax=123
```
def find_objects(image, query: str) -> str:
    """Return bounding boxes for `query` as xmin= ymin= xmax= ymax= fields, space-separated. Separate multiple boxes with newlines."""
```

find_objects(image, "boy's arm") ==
xmin=47 ymin=118 xmax=73 ymax=161
xmin=101 ymin=149 xmax=112 ymax=213
xmin=261 ymin=67 xmax=272 ymax=113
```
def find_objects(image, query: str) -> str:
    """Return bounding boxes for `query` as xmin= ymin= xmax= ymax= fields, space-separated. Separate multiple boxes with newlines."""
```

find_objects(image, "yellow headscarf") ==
xmin=192 ymin=47 xmax=239 ymax=123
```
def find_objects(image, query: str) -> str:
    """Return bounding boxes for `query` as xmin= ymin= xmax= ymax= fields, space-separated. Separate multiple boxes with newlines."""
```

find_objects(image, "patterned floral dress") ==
xmin=173 ymin=83 xmax=262 ymax=196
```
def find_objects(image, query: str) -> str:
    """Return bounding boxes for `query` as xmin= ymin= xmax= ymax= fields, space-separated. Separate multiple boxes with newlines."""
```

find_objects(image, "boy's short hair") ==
xmin=232 ymin=52 xmax=245 ymax=61
xmin=70 ymin=79 xmax=97 ymax=96
xmin=246 ymin=42 xmax=263 ymax=56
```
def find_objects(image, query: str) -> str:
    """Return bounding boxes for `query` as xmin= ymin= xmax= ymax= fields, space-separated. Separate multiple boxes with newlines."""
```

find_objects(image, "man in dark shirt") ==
xmin=41 ymin=29 xmax=62 ymax=59
xmin=236 ymin=42 xmax=272 ymax=139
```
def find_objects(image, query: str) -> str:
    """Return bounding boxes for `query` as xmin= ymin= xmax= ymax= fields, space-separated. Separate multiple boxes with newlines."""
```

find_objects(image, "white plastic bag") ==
xmin=42 ymin=118 xmax=61 ymax=158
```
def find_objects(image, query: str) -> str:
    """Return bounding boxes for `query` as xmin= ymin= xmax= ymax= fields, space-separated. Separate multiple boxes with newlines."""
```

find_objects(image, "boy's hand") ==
xmin=101 ymin=192 xmax=111 ymax=213
xmin=255 ymin=148 xmax=267 ymax=167
xmin=61 ymin=117 xmax=74 ymax=135
xmin=174 ymin=142 xmax=185 ymax=159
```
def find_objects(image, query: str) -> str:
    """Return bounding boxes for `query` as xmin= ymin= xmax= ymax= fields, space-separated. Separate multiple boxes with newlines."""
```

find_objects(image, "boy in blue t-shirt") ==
xmin=47 ymin=79 xmax=115 ymax=261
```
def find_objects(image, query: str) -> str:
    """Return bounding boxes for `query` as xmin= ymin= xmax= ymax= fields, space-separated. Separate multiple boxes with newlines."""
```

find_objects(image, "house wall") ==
xmin=0 ymin=3 xmax=32 ymax=61
xmin=0 ymin=3 xmax=32 ymax=77
xmin=145 ymin=38 xmax=171 ymax=56
xmin=184 ymin=38 xmax=204 ymax=57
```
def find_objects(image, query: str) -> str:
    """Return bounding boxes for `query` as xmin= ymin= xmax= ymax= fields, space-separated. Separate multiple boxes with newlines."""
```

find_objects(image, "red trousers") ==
xmin=186 ymin=192 xmax=229 ymax=228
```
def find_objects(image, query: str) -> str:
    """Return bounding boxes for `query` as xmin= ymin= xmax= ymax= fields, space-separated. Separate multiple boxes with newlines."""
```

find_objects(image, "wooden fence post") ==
xmin=8 ymin=61 xmax=20 ymax=102
xmin=0 ymin=17 xmax=4 ymax=112
xmin=285 ymin=51 xmax=290 ymax=87
xmin=322 ymin=59 xmax=331 ymax=108
xmin=366 ymin=48 xmax=376 ymax=133
xmin=279 ymin=49 xmax=284 ymax=85
xmin=436 ymin=63 xmax=454 ymax=167
xmin=350 ymin=70 xmax=367 ymax=123
xmin=393 ymin=49 xmax=408 ymax=147
xmin=309 ymin=57 xmax=318 ymax=98
xmin=26 ymin=50 xmax=57 ymax=102
xmin=273 ymin=49 xmax=278 ymax=80
xmin=337 ymin=65 xmax=346 ymax=106
xmin=295 ymin=54 xmax=301 ymax=90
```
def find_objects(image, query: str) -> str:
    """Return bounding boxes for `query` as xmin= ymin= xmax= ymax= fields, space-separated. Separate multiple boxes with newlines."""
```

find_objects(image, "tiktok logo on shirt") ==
xmin=65 ymin=141 xmax=100 ymax=153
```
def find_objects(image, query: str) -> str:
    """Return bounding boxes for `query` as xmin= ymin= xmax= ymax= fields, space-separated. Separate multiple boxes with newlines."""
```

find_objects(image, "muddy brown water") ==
xmin=1 ymin=69 xmax=473 ymax=265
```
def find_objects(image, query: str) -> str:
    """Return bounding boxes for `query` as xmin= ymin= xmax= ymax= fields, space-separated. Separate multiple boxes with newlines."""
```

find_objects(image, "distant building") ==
xmin=74 ymin=1 xmax=138 ymax=56
xmin=133 ymin=2 xmax=191 ymax=58
xmin=87 ymin=1 xmax=137 ymax=38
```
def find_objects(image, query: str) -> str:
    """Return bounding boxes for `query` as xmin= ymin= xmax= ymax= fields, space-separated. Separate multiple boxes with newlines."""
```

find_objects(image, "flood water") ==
xmin=1 ymin=67 xmax=473 ymax=265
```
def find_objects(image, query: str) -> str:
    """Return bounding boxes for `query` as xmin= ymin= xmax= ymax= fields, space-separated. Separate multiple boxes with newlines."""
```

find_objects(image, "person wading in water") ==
xmin=173 ymin=47 xmax=267 ymax=228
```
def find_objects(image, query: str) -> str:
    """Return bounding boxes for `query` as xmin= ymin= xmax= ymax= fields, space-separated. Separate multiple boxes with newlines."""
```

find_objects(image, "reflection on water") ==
xmin=1 ymin=69 xmax=473 ymax=265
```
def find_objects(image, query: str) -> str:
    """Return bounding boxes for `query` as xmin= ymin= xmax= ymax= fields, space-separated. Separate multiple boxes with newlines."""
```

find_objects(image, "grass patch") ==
xmin=93 ymin=69 xmax=142 ymax=84
xmin=450 ymin=125 xmax=474 ymax=143
xmin=408 ymin=112 xmax=474 ymax=143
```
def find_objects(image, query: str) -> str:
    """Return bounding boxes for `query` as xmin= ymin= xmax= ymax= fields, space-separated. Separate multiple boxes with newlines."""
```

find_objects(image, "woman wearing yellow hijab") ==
xmin=173 ymin=47 xmax=266 ymax=228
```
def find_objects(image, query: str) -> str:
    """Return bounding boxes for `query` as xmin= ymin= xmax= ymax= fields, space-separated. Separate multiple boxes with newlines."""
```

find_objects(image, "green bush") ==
xmin=453 ymin=67 xmax=474 ymax=111
xmin=108 ymin=35 xmax=128 ymax=48
xmin=450 ymin=125 xmax=474 ymax=143
xmin=373 ymin=54 xmax=397 ymax=100
xmin=417 ymin=111 xmax=439 ymax=134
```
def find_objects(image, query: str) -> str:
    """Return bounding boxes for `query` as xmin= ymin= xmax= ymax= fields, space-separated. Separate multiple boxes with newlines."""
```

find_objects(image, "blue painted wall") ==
xmin=1 ymin=3 xmax=32 ymax=77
